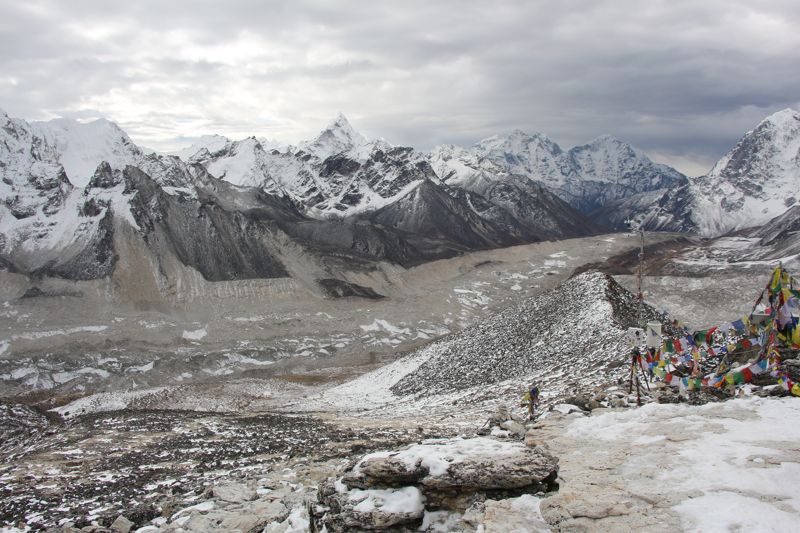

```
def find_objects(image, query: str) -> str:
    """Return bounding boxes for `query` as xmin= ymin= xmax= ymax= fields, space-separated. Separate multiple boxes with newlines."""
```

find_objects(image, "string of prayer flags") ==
xmin=644 ymin=265 xmax=799 ymax=398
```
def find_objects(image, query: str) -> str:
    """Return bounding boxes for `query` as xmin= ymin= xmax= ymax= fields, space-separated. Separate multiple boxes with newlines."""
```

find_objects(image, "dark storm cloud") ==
xmin=1 ymin=0 xmax=798 ymax=175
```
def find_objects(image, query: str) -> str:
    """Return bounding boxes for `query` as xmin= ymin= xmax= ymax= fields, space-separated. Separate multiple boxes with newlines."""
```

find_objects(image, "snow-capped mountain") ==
xmin=29 ymin=116 xmax=193 ymax=189
xmin=2 ymin=108 xmax=593 ymax=298
xmin=299 ymin=112 xmax=370 ymax=161
xmin=168 ymin=134 xmax=231 ymax=161
xmin=0 ymin=109 xmax=68 ymax=223
xmin=178 ymin=114 xmax=432 ymax=218
xmin=429 ymin=131 xmax=687 ymax=214
xmin=29 ymin=117 xmax=142 ymax=187
xmin=691 ymin=108 xmax=800 ymax=236
xmin=598 ymin=108 xmax=800 ymax=235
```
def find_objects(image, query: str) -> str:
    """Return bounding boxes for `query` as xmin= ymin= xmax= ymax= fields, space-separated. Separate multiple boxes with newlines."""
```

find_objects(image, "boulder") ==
xmin=499 ymin=419 xmax=527 ymax=438
xmin=321 ymin=437 xmax=559 ymax=531
xmin=212 ymin=481 xmax=258 ymax=503
xmin=321 ymin=482 xmax=424 ymax=531
xmin=478 ymin=495 xmax=552 ymax=532
xmin=109 ymin=515 xmax=133 ymax=533
xmin=342 ymin=437 xmax=558 ymax=492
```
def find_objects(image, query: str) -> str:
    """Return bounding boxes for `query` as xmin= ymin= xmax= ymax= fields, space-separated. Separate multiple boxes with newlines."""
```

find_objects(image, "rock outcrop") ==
xmin=317 ymin=436 xmax=558 ymax=531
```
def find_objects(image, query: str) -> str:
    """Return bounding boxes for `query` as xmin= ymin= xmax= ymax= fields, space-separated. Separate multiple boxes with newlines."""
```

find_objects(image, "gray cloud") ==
xmin=1 ymin=0 xmax=799 ymax=175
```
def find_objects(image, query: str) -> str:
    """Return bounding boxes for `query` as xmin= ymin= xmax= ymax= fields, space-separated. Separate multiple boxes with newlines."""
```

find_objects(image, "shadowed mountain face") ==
xmin=587 ymin=181 xmax=696 ymax=233
xmin=741 ymin=205 xmax=800 ymax=261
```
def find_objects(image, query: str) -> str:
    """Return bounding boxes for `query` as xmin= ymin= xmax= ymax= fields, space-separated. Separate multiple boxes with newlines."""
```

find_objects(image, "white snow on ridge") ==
xmin=31 ymin=117 xmax=143 ymax=188
xmin=359 ymin=319 xmax=412 ymax=335
xmin=182 ymin=328 xmax=208 ymax=341
xmin=11 ymin=325 xmax=108 ymax=341
xmin=168 ymin=134 xmax=231 ymax=161
xmin=50 ymin=388 xmax=169 ymax=419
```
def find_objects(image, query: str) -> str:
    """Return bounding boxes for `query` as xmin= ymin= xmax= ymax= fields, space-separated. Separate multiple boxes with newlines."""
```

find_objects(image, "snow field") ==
xmin=568 ymin=397 xmax=800 ymax=531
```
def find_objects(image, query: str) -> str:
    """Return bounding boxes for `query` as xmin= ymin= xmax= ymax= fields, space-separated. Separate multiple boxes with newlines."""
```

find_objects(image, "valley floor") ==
xmin=1 ymin=232 xmax=799 ymax=531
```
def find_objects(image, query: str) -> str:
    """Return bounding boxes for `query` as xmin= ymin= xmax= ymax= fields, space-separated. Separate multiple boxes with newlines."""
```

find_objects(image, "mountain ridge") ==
xmin=3 ymin=106 xmax=799 ymax=296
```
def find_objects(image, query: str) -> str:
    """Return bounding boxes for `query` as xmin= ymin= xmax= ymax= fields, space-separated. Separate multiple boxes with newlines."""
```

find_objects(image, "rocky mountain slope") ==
xmin=741 ymin=204 xmax=800 ymax=261
xmin=392 ymin=271 xmax=670 ymax=397
xmin=691 ymin=108 xmax=800 ymax=236
xmin=588 ymin=183 xmax=697 ymax=233
xmin=326 ymin=271 xmax=675 ymax=413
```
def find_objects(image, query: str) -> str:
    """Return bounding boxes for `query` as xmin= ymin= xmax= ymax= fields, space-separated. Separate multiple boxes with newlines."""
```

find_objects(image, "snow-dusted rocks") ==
xmin=318 ymin=436 xmax=558 ymax=531
xmin=320 ymin=485 xmax=425 ymax=530
xmin=343 ymin=437 xmax=558 ymax=491
xmin=386 ymin=270 xmax=672 ymax=398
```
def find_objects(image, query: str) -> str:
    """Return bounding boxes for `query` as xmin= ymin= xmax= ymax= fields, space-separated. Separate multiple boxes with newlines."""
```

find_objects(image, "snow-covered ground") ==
xmin=539 ymin=396 xmax=800 ymax=531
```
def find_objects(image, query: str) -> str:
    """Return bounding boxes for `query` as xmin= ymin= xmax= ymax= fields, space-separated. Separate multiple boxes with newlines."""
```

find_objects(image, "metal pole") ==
xmin=637 ymin=229 xmax=645 ymax=328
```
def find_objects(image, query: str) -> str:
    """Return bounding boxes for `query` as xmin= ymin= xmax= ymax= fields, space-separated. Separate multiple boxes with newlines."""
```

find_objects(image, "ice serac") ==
xmin=429 ymin=131 xmax=687 ymax=216
xmin=691 ymin=108 xmax=800 ymax=236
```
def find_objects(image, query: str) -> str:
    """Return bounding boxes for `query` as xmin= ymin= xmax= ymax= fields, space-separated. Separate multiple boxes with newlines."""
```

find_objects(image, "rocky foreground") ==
xmin=5 ymin=391 xmax=799 ymax=532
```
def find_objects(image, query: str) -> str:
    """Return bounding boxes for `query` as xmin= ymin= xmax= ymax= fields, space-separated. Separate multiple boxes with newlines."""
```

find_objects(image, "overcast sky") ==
xmin=1 ymin=0 xmax=799 ymax=176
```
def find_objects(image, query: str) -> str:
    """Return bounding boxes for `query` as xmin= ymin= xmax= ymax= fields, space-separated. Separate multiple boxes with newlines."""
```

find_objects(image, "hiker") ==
xmin=521 ymin=384 xmax=540 ymax=420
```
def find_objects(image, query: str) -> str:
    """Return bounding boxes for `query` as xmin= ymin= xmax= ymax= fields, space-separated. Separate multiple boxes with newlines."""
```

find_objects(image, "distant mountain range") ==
xmin=1 ymin=106 xmax=798 ymax=296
